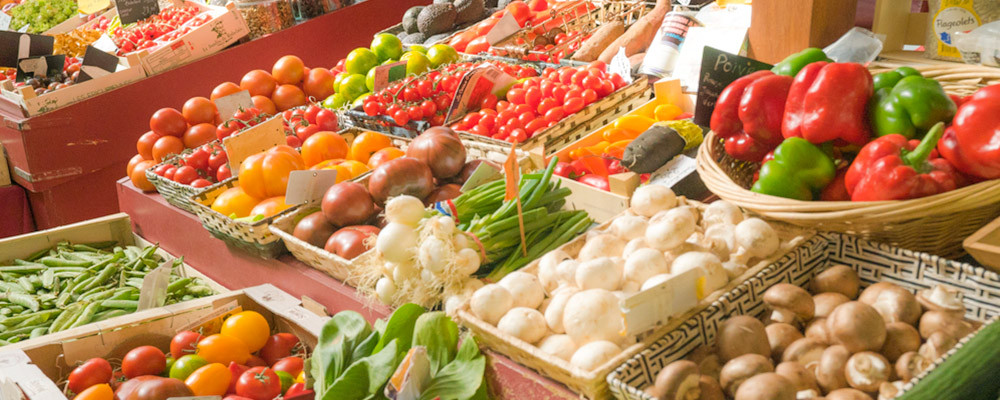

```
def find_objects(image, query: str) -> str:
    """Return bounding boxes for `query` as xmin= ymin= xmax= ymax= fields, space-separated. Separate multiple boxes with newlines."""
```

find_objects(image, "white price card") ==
xmin=137 ymin=260 xmax=173 ymax=311
xmin=485 ymin=12 xmax=519 ymax=45
xmin=0 ymin=13 xmax=11 ymax=31
xmin=285 ymin=169 xmax=338 ymax=205
xmin=222 ymin=115 xmax=285 ymax=174
xmin=610 ymin=47 xmax=634 ymax=84
xmin=214 ymin=89 xmax=254 ymax=121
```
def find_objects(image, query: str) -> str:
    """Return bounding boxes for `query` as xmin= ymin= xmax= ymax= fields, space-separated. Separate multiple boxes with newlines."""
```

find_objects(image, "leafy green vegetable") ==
xmin=310 ymin=311 xmax=373 ymax=396
xmin=374 ymin=303 xmax=424 ymax=358
xmin=419 ymin=335 xmax=487 ymax=400
xmin=413 ymin=312 xmax=459 ymax=374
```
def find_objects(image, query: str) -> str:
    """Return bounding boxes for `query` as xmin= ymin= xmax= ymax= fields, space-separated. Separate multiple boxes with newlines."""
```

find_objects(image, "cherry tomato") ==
xmin=303 ymin=105 xmax=321 ymax=124
xmin=236 ymin=367 xmax=281 ymax=400
xmin=434 ymin=94 xmax=452 ymax=110
xmin=564 ymin=97 xmax=585 ymax=114
xmin=420 ymin=100 xmax=437 ymax=118
xmin=582 ymin=88 xmax=598 ymax=104
xmin=391 ymin=109 xmax=410 ymax=126
xmin=227 ymin=362 xmax=250 ymax=395
xmin=545 ymin=106 xmax=565 ymax=123
xmin=208 ymin=150 xmax=228 ymax=171
xmin=68 ymin=358 xmax=112 ymax=394
xmin=510 ymin=128 xmax=528 ymax=143
xmin=363 ymin=101 xmax=382 ymax=116
xmin=173 ymin=166 xmax=199 ymax=185
xmin=185 ymin=363 xmax=231 ymax=396
xmin=217 ymin=164 xmax=232 ymax=181
xmin=197 ymin=334 xmax=251 ymax=366
xmin=507 ymin=88 xmax=525 ymax=105
xmin=183 ymin=148 xmax=210 ymax=171
xmin=285 ymin=382 xmax=312 ymax=398
xmin=272 ymin=356 xmax=303 ymax=376
xmin=525 ymin=118 xmax=547 ymax=135
xmin=220 ymin=311 xmax=271 ymax=353
xmin=524 ymin=87 xmax=542 ymax=109
xmin=259 ymin=333 xmax=300 ymax=365
xmin=190 ymin=178 xmax=213 ymax=188
xmin=122 ymin=346 xmax=166 ymax=379
xmin=169 ymin=354 xmax=209 ymax=381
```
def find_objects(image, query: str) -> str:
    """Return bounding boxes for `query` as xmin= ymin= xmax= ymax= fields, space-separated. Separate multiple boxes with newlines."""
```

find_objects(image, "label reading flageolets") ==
xmin=934 ymin=5 xmax=981 ymax=58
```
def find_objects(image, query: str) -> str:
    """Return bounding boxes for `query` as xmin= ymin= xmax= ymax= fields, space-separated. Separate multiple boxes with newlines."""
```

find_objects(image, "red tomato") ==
xmin=136 ymin=131 xmax=161 ymax=160
xmin=272 ymin=357 xmax=304 ymax=377
xmin=465 ymin=36 xmax=490 ymax=55
xmin=68 ymin=358 xmax=112 ymax=394
xmin=183 ymin=148 xmax=210 ymax=171
xmin=170 ymin=331 xmax=204 ymax=359
xmin=182 ymin=97 xmax=217 ymax=125
xmin=217 ymin=164 xmax=233 ymax=181
xmin=564 ymin=97 xmax=585 ymax=114
xmin=285 ymin=382 xmax=312 ymax=398
xmin=315 ymin=109 xmax=339 ymax=131
xmin=150 ymin=108 xmax=188 ymax=137
xmin=506 ymin=0 xmax=531 ymax=26
xmin=183 ymin=123 xmax=216 ymax=148
xmin=236 ymin=367 xmax=281 ymax=400
xmin=246 ymin=355 xmax=268 ymax=367
xmin=544 ymin=106 xmax=565 ymax=123
xmin=151 ymin=136 xmax=184 ymax=163
xmin=191 ymin=179 xmax=213 ymax=188
xmin=227 ymin=362 xmax=250 ymax=395
xmin=259 ymin=333 xmax=300 ymax=365
xmin=122 ymin=346 xmax=166 ymax=379
xmin=173 ymin=166 xmax=199 ymax=185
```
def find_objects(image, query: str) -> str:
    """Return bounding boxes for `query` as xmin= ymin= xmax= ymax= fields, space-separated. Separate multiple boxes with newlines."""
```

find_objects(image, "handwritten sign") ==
xmin=214 ymin=90 xmax=254 ymax=121
xmin=116 ymin=0 xmax=160 ymax=25
xmin=285 ymin=169 xmax=338 ymax=205
xmin=372 ymin=60 xmax=407 ymax=92
xmin=79 ymin=0 xmax=111 ymax=15
xmin=222 ymin=115 xmax=285 ymax=174
xmin=0 ymin=31 xmax=54 ymax=68
xmin=77 ymin=45 xmax=119 ymax=83
xmin=693 ymin=46 xmax=771 ymax=126
xmin=0 ymin=12 xmax=11 ymax=31
xmin=610 ymin=47 xmax=633 ymax=83
xmin=444 ymin=65 xmax=515 ymax=124
xmin=485 ymin=12 xmax=519 ymax=45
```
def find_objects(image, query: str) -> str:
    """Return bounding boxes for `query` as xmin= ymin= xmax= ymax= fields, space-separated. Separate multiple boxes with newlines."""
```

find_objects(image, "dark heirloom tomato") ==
xmin=292 ymin=210 xmax=337 ymax=248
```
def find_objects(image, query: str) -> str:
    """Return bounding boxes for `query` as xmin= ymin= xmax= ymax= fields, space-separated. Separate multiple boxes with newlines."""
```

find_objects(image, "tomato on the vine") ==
xmin=190 ymin=179 xmax=213 ymax=188
xmin=391 ymin=109 xmax=410 ymax=126
xmin=217 ymin=164 xmax=232 ymax=181
xmin=315 ymin=109 xmax=339 ymax=131
xmin=236 ymin=367 xmax=281 ymax=400
xmin=183 ymin=148 xmax=209 ymax=171
xmin=170 ymin=331 xmax=204 ymax=359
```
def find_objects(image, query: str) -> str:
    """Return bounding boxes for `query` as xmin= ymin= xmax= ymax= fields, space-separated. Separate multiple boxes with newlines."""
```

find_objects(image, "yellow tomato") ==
xmin=613 ymin=115 xmax=656 ymax=136
xmin=296 ymin=370 xmax=305 ymax=383
xmin=220 ymin=311 xmax=271 ymax=352
xmin=250 ymin=196 xmax=293 ymax=218
xmin=339 ymin=160 xmax=370 ymax=177
xmin=184 ymin=363 xmax=231 ymax=396
xmin=196 ymin=334 xmax=251 ymax=365
xmin=211 ymin=186 xmax=260 ymax=219
xmin=654 ymin=104 xmax=683 ymax=121
xmin=602 ymin=128 xmax=634 ymax=143
xmin=74 ymin=384 xmax=113 ymax=400
xmin=347 ymin=131 xmax=393 ymax=163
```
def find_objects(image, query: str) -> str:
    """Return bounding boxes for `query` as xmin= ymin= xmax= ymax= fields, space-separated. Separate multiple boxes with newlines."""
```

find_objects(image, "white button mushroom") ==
xmin=645 ymin=208 xmax=697 ymax=251
xmin=670 ymin=252 xmax=727 ymax=297
xmin=734 ymin=218 xmax=779 ymax=259
xmin=499 ymin=271 xmax=545 ymax=310
xmin=578 ymin=234 xmax=626 ymax=261
xmin=470 ymin=284 xmax=514 ymax=326
xmin=544 ymin=287 xmax=579 ymax=334
xmin=610 ymin=214 xmax=649 ymax=241
xmin=575 ymin=257 xmax=623 ymax=291
xmin=497 ymin=307 xmax=548 ymax=344
xmin=702 ymin=200 xmax=744 ymax=227
xmin=562 ymin=289 xmax=624 ymax=345
xmin=630 ymin=185 xmax=677 ymax=218
xmin=569 ymin=340 xmax=621 ymax=371
xmin=623 ymin=248 xmax=669 ymax=285
xmin=538 ymin=334 xmax=577 ymax=361
xmin=537 ymin=250 xmax=571 ymax=293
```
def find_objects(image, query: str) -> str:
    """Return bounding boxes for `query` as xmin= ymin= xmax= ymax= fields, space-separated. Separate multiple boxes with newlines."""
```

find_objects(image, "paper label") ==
xmin=285 ymin=169 xmax=338 ymax=205
xmin=79 ymin=0 xmax=111 ymax=14
xmin=610 ymin=47 xmax=633 ymax=83
xmin=116 ymin=0 xmax=160 ymax=25
xmin=485 ymin=12 xmax=520 ymax=45
xmin=16 ymin=24 xmax=26 ymax=33
xmin=222 ymin=115 xmax=285 ymax=174
xmin=444 ymin=65 xmax=516 ymax=124
xmin=372 ymin=60 xmax=407 ymax=92
xmin=214 ymin=90 xmax=254 ymax=121
xmin=621 ymin=267 xmax=702 ymax=336
xmin=137 ymin=260 xmax=172 ymax=311
xmin=693 ymin=46 xmax=771 ymax=126
xmin=647 ymin=154 xmax=697 ymax=189
xmin=459 ymin=162 xmax=502 ymax=192
xmin=174 ymin=301 xmax=241 ymax=333
xmin=0 ymin=13 xmax=11 ymax=31
xmin=0 ymin=364 xmax=65 ymax=399
xmin=93 ymin=34 xmax=118 ymax=54
xmin=279 ymin=305 xmax=326 ymax=337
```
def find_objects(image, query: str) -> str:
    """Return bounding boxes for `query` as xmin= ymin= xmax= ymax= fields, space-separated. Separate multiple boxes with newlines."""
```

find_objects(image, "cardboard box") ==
xmin=126 ymin=2 xmax=250 ymax=76
xmin=0 ymin=284 xmax=327 ymax=400
xmin=0 ymin=54 xmax=147 ymax=117
xmin=0 ymin=213 xmax=228 ymax=349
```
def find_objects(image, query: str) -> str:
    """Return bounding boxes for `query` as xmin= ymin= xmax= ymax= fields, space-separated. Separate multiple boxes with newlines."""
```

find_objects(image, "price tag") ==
xmin=16 ymin=54 xmax=63 ymax=83
xmin=0 ymin=363 xmax=65 ymax=400
xmin=279 ymin=305 xmax=326 ymax=337
xmin=372 ymin=60 xmax=407 ymax=92
xmin=222 ymin=115 xmax=285 ymax=174
xmin=459 ymin=161 xmax=502 ymax=192
xmin=610 ymin=47 xmax=633 ymax=84
xmin=485 ymin=12 xmax=520 ymax=45
xmin=77 ymin=45 xmax=119 ymax=83
xmin=0 ymin=31 xmax=54 ymax=68
xmin=137 ymin=260 xmax=173 ymax=311
xmin=214 ymin=90 xmax=254 ymax=121
xmin=92 ymin=34 xmax=118 ymax=54
xmin=621 ymin=267 xmax=702 ymax=336
xmin=693 ymin=46 xmax=771 ymax=126
xmin=78 ymin=0 xmax=111 ymax=15
xmin=285 ymin=169 xmax=338 ymax=205
xmin=116 ymin=0 xmax=160 ymax=25
xmin=0 ymin=13 xmax=11 ymax=31
xmin=444 ymin=65 xmax=515 ymax=124
xmin=647 ymin=154 xmax=698 ymax=188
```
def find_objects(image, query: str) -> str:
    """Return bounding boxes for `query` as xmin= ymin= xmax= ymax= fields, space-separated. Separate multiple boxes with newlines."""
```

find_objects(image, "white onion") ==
xmin=384 ymin=196 xmax=425 ymax=226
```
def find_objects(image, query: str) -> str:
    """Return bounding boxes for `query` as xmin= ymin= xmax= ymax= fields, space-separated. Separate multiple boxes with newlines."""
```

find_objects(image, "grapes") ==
xmin=9 ymin=0 xmax=78 ymax=33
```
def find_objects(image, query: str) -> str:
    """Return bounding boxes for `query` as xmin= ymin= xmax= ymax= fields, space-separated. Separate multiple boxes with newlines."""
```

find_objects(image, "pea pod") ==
xmin=167 ymin=278 xmax=192 ymax=294
xmin=67 ymin=302 xmax=100 ymax=329
xmin=39 ymin=257 xmax=91 ymax=268
xmin=0 ymin=265 xmax=44 ymax=274
xmin=4 ymin=293 xmax=39 ymax=312
xmin=100 ymin=300 xmax=138 ymax=310
xmin=49 ymin=303 xmax=85 ymax=333
xmin=94 ymin=309 xmax=128 ymax=322
xmin=17 ymin=276 xmax=35 ymax=293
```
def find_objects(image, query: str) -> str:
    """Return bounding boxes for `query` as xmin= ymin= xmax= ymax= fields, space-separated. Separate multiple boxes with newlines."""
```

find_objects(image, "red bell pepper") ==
xmin=782 ymin=62 xmax=873 ymax=146
xmin=710 ymin=70 xmax=793 ymax=162
xmin=845 ymin=123 xmax=962 ymax=201
xmin=553 ymin=162 xmax=583 ymax=179
xmin=937 ymin=84 xmax=1000 ymax=179
xmin=819 ymin=169 xmax=851 ymax=201
xmin=577 ymin=174 xmax=610 ymax=191
xmin=285 ymin=382 xmax=314 ymax=399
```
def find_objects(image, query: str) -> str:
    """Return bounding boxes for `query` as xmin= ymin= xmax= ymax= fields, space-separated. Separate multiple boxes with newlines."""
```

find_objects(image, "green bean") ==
xmin=17 ymin=277 xmax=35 ymax=293
xmin=39 ymin=257 xmax=91 ymax=268
xmin=167 ymin=278 xmax=192 ymax=293
xmin=70 ymin=271 xmax=94 ymax=285
xmin=0 ymin=324 xmax=46 ymax=340
xmin=67 ymin=302 xmax=100 ymax=329
xmin=1 ymin=309 xmax=59 ymax=327
xmin=80 ymin=264 xmax=119 ymax=293
xmin=49 ymin=303 xmax=84 ymax=333
xmin=100 ymin=300 xmax=138 ymax=310
xmin=12 ymin=259 xmax=44 ymax=267
xmin=54 ymin=271 xmax=80 ymax=279
xmin=25 ymin=247 xmax=50 ymax=262
xmin=0 ymin=308 xmax=10 ymax=317
xmin=82 ymin=288 xmax=116 ymax=302
xmin=0 ymin=265 xmax=44 ymax=274
xmin=80 ymin=240 xmax=118 ymax=250
xmin=94 ymin=309 xmax=127 ymax=322
xmin=72 ymin=277 xmax=96 ymax=295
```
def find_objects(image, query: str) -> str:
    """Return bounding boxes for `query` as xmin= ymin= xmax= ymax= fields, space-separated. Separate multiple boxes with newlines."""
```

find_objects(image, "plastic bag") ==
xmin=953 ymin=21 xmax=1000 ymax=66
xmin=823 ymin=27 xmax=884 ymax=64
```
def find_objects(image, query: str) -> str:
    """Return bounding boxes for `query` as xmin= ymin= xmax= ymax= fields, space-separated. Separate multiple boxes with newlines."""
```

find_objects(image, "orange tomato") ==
xmin=240 ymin=69 xmax=277 ymax=98
xmin=127 ymin=154 xmax=145 ymax=177
xmin=309 ymin=159 xmax=352 ymax=182
xmin=220 ymin=311 xmax=270 ymax=352
xmin=74 ymin=383 xmax=113 ymax=400
xmin=348 ymin=131 xmax=393 ymax=163
xmin=250 ymin=196 xmax=293 ymax=218
xmin=367 ymin=147 xmax=404 ymax=169
xmin=136 ymin=131 xmax=161 ymax=160
xmin=182 ymin=97 xmax=217 ymax=125
xmin=183 ymin=123 xmax=216 ymax=148
xmin=211 ymin=186 xmax=260 ymax=218
xmin=272 ymin=84 xmax=307 ymax=111
xmin=130 ymin=160 xmax=157 ymax=192
xmin=184 ymin=363 xmax=231 ymax=396
xmin=210 ymin=82 xmax=242 ymax=101
xmin=303 ymin=68 xmax=337 ymax=100
xmin=339 ymin=160 xmax=369 ymax=177
xmin=152 ymin=136 xmax=184 ymax=163
xmin=239 ymin=146 xmax=305 ymax=199
xmin=272 ymin=55 xmax=306 ymax=85
xmin=301 ymin=131 xmax=349 ymax=167
xmin=252 ymin=95 xmax=278 ymax=116
xmin=196 ymin=334 xmax=251 ymax=365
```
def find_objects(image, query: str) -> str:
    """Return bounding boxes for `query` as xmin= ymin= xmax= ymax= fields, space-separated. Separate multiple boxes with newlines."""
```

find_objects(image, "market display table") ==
xmin=1 ymin=0 xmax=429 ymax=229
xmin=0 ymin=184 xmax=34 ymax=238
xmin=116 ymin=178 xmax=579 ymax=399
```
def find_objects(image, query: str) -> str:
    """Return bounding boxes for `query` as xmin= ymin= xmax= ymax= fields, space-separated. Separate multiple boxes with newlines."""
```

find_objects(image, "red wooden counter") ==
xmin=1 ymin=0 xmax=428 ymax=229
xmin=116 ymin=178 xmax=579 ymax=399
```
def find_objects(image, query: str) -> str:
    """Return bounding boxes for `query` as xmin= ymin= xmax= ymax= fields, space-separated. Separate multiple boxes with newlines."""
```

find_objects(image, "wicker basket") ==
xmin=190 ymin=177 xmax=298 ymax=259
xmin=144 ymin=143 xmax=225 ymax=214
xmin=607 ymin=232 xmax=1000 ymax=400
xmin=454 ymin=199 xmax=811 ymax=399
xmin=697 ymin=63 xmax=1000 ymax=259
xmin=269 ymin=137 xmax=535 ymax=283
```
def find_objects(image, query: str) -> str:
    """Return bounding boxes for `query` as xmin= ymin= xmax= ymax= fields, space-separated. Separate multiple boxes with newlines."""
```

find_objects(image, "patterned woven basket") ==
xmin=454 ymin=199 xmax=811 ymax=399
xmin=696 ymin=63 xmax=1000 ymax=259
xmin=144 ymin=142 xmax=224 ymax=214
xmin=607 ymin=232 xmax=1000 ymax=400
xmin=190 ymin=177 xmax=297 ymax=259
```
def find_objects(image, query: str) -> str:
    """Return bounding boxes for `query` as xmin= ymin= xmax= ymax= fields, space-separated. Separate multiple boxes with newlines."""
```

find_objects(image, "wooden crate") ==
xmin=966 ymin=216 xmax=1000 ymax=273
xmin=0 ymin=55 xmax=147 ymax=117
xmin=0 ymin=284 xmax=326 ymax=400
xmin=872 ymin=0 xmax=929 ymax=52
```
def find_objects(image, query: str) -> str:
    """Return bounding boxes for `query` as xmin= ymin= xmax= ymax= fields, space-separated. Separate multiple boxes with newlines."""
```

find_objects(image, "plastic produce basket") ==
xmin=607 ymin=232 xmax=1000 ymax=399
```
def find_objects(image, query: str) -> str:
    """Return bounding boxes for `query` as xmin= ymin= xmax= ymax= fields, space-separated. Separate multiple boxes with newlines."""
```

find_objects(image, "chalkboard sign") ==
xmin=0 ymin=31 xmax=54 ymax=68
xmin=116 ymin=0 xmax=159 ymax=25
xmin=693 ymin=46 xmax=772 ymax=127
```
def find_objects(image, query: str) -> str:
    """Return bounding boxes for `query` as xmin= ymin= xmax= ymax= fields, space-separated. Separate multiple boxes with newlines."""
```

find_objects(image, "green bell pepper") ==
xmin=751 ymin=137 xmax=836 ymax=201
xmin=771 ymin=48 xmax=833 ymax=77
xmin=872 ymin=66 xmax=921 ymax=92
xmin=870 ymin=75 xmax=957 ymax=139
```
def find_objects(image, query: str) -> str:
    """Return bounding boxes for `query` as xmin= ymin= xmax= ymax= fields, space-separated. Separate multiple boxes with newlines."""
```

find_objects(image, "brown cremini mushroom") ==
xmin=845 ymin=351 xmax=891 ymax=393
xmin=880 ymin=322 xmax=921 ymax=363
xmin=878 ymin=381 xmax=904 ymax=400
xmin=647 ymin=360 xmax=700 ymax=400
xmin=720 ymin=353 xmax=774 ymax=397
xmin=858 ymin=282 xmax=899 ymax=305
xmin=826 ymin=388 xmax=874 ymax=400
xmin=699 ymin=375 xmax=726 ymax=400
xmin=782 ymin=338 xmax=826 ymax=368
xmin=895 ymin=351 xmax=930 ymax=382
xmin=766 ymin=323 xmax=803 ymax=362
xmin=827 ymin=302 xmax=886 ymax=352
xmin=685 ymin=345 xmax=723 ymax=382
xmin=776 ymin=361 xmax=820 ymax=394
xmin=916 ymin=285 xmax=964 ymax=314
xmin=717 ymin=315 xmax=771 ymax=362
xmin=918 ymin=310 xmax=974 ymax=340
xmin=868 ymin=285 xmax=921 ymax=326
xmin=764 ymin=284 xmax=815 ymax=325
xmin=806 ymin=318 xmax=832 ymax=344
xmin=814 ymin=292 xmax=851 ymax=319
xmin=816 ymin=345 xmax=851 ymax=393
xmin=733 ymin=372 xmax=796 ymax=400
xmin=811 ymin=266 xmax=861 ymax=299
xmin=917 ymin=331 xmax=957 ymax=361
